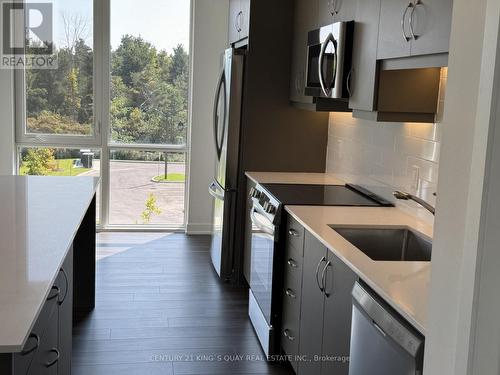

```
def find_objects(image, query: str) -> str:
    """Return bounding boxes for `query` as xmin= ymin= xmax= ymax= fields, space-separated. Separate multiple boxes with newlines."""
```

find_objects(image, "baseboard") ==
xmin=186 ymin=223 xmax=212 ymax=235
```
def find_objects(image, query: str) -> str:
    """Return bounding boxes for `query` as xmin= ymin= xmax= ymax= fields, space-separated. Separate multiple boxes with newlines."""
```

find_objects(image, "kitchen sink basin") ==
xmin=329 ymin=226 xmax=432 ymax=262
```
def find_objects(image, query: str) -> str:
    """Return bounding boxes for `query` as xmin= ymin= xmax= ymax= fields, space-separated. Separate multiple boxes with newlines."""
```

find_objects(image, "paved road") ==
xmin=86 ymin=161 xmax=186 ymax=226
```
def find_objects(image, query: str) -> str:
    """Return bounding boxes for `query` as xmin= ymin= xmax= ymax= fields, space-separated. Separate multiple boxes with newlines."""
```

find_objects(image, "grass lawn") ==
xmin=152 ymin=173 xmax=186 ymax=183
xmin=20 ymin=159 xmax=92 ymax=177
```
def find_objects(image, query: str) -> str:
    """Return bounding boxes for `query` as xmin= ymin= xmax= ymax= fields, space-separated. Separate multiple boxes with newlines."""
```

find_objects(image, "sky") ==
xmin=47 ymin=0 xmax=190 ymax=53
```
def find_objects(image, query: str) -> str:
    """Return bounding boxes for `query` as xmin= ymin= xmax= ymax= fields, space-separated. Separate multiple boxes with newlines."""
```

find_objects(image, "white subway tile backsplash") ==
xmin=326 ymin=72 xmax=446 ymax=218
xmin=394 ymin=136 xmax=440 ymax=163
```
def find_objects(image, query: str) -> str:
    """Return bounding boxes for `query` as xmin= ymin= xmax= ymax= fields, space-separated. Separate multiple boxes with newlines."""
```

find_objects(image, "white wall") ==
xmin=0 ymin=68 xmax=15 ymax=175
xmin=186 ymin=0 xmax=229 ymax=234
xmin=425 ymin=0 xmax=500 ymax=373
xmin=326 ymin=71 xmax=447 ymax=223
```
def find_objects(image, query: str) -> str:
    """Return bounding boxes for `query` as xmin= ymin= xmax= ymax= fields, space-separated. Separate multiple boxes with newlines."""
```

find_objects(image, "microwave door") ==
xmin=319 ymin=32 xmax=337 ymax=98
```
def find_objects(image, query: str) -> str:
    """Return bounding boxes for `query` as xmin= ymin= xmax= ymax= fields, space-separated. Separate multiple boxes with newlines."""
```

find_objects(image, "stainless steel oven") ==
xmin=248 ymin=185 xmax=283 ymax=357
xmin=246 ymin=183 xmax=394 ymax=358
xmin=305 ymin=21 xmax=355 ymax=99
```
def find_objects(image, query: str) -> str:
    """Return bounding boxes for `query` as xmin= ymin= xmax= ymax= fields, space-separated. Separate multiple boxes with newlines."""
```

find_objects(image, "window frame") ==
xmin=14 ymin=0 xmax=102 ymax=147
xmin=14 ymin=0 xmax=191 ymax=230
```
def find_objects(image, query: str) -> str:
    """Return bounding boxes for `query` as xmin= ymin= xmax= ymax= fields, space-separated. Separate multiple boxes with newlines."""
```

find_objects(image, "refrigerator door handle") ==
xmin=208 ymin=180 xmax=225 ymax=201
xmin=213 ymin=68 xmax=227 ymax=160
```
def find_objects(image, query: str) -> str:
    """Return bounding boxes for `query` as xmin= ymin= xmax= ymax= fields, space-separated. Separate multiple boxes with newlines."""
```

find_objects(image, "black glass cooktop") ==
xmin=261 ymin=183 xmax=392 ymax=207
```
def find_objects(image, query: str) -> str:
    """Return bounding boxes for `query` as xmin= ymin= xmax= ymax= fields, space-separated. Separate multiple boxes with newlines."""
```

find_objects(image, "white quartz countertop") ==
xmin=245 ymin=171 xmax=345 ymax=185
xmin=0 ymin=176 xmax=99 ymax=352
xmin=285 ymin=205 xmax=432 ymax=335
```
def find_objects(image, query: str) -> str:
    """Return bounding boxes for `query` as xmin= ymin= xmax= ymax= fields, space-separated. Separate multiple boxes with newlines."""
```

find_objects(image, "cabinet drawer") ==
xmin=286 ymin=215 xmax=305 ymax=252
xmin=13 ymin=287 xmax=59 ymax=375
xmin=27 ymin=308 xmax=59 ymax=375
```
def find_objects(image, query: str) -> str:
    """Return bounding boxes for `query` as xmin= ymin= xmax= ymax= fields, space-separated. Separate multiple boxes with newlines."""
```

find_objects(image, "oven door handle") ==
xmin=250 ymin=208 xmax=275 ymax=237
xmin=318 ymin=32 xmax=337 ymax=97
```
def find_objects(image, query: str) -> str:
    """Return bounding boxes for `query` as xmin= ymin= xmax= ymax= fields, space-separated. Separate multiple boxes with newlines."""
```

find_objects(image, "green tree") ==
xmin=23 ymin=148 xmax=55 ymax=176
xmin=112 ymin=35 xmax=157 ymax=85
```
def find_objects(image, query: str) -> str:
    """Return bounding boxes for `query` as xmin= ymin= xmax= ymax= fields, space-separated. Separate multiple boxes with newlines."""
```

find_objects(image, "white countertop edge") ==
xmin=245 ymin=171 xmax=346 ymax=186
xmin=0 ymin=177 xmax=100 ymax=353
xmin=284 ymin=205 xmax=428 ymax=336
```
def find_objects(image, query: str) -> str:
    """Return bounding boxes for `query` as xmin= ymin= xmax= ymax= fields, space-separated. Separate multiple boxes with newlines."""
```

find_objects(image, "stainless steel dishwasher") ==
xmin=349 ymin=282 xmax=424 ymax=375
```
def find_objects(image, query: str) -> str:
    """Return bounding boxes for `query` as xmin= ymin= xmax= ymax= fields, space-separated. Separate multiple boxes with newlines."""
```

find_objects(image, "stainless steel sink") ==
xmin=329 ymin=226 xmax=432 ymax=262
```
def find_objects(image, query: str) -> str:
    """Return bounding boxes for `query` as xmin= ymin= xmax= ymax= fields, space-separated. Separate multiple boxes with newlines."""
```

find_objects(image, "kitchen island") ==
xmin=0 ymin=176 xmax=98 ymax=373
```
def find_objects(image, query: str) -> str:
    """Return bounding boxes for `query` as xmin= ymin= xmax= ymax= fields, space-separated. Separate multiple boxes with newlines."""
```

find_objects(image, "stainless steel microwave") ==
xmin=305 ymin=21 xmax=354 ymax=99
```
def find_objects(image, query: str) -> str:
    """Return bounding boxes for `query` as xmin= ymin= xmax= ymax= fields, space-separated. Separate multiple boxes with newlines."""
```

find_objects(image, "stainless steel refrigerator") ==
xmin=208 ymin=48 xmax=245 ymax=281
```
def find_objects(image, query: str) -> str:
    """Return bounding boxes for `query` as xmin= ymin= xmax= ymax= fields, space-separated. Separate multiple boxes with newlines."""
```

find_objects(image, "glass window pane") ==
xmin=109 ymin=150 xmax=185 ymax=226
xmin=109 ymin=0 xmax=190 ymax=145
xmin=25 ymin=0 xmax=94 ymax=137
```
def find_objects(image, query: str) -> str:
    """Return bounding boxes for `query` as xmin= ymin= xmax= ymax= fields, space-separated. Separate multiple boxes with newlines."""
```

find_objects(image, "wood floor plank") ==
xmin=73 ymin=233 xmax=293 ymax=375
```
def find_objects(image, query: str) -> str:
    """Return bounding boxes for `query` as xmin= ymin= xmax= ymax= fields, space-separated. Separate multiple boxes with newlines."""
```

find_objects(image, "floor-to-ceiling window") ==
xmin=15 ymin=0 xmax=191 ymax=230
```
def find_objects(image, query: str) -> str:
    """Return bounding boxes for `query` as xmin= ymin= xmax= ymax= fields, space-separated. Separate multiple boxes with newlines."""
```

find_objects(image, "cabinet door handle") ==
xmin=328 ymin=0 xmax=339 ymax=15
xmin=315 ymin=256 xmax=327 ymax=291
xmin=401 ymin=2 xmax=414 ymax=42
xmin=287 ymin=258 xmax=298 ymax=268
xmin=20 ymin=333 xmax=40 ymax=356
xmin=46 ymin=286 xmax=60 ymax=301
xmin=322 ymin=261 xmax=333 ymax=297
xmin=283 ymin=329 xmax=296 ymax=341
xmin=58 ymin=267 xmax=69 ymax=305
xmin=288 ymin=229 xmax=300 ymax=237
xmin=236 ymin=11 xmax=243 ymax=32
xmin=285 ymin=288 xmax=296 ymax=299
xmin=409 ymin=0 xmax=422 ymax=40
xmin=45 ymin=348 xmax=60 ymax=368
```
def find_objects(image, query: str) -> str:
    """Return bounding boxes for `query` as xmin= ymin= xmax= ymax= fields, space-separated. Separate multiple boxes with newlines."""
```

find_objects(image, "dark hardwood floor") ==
xmin=72 ymin=233 xmax=294 ymax=375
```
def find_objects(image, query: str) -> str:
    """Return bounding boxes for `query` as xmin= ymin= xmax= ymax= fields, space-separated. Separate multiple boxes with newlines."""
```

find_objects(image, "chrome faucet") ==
xmin=393 ymin=191 xmax=436 ymax=215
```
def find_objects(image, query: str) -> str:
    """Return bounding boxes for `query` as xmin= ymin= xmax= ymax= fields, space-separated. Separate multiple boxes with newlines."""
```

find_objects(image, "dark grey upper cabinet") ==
xmin=409 ymin=0 xmax=453 ymax=56
xmin=321 ymin=252 xmax=358 ymax=375
xmin=378 ymin=0 xmax=452 ymax=59
xmin=297 ymin=231 xmax=327 ymax=375
xmin=318 ymin=0 xmax=357 ymax=26
xmin=290 ymin=0 xmax=319 ymax=104
xmin=228 ymin=0 xmax=241 ymax=45
xmin=239 ymin=0 xmax=251 ymax=41
xmin=228 ymin=0 xmax=251 ymax=45
xmin=377 ymin=0 xmax=412 ymax=59
xmin=348 ymin=0 xmax=382 ymax=111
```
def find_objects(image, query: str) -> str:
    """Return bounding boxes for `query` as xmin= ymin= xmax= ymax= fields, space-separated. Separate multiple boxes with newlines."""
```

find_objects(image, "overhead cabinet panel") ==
xmin=318 ymin=0 xmax=357 ymax=26
xmin=228 ymin=0 xmax=241 ymax=45
xmin=378 ymin=0 xmax=452 ymax=59
xmin=228 ymin=0 xmax=250 ymax=45
xmin=409 ymin=0 xmax=453 ymax=56
xmin=239 ymin=0 xmax=251 ymax=41
xmin=348 ymin=0 xmax=382 ymax=111
xmin=377 ymin=0 xmax=412 ymax=59
xmin=290 ymin=0 xmax=319 ymax=104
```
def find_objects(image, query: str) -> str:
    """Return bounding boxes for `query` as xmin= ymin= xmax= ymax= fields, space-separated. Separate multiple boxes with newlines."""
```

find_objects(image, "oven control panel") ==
xmin=250 ymin=185 xmax=281 ymax=224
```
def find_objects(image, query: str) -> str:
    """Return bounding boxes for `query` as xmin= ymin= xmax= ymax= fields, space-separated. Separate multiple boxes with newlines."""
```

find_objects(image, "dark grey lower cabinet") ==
xmin=0 ymin=247 xmax=74 ymax=375
xmin=297 ymin=232 xmax=327 ymax=375
xmin=297 ymin=231 xmax=357 ymax=375
xmin=281 ymin=216 xmax=305 ymax=372
xmin=57 ymin=246 xmax=73 ymax=375
xmin=321 ymin=252 xmax=358 ymax=374
xmin=27 ymin=308 xmax=59 ymax=375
